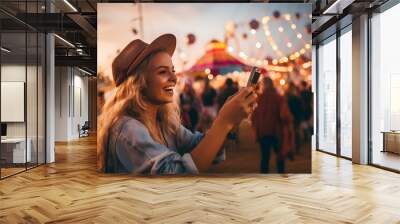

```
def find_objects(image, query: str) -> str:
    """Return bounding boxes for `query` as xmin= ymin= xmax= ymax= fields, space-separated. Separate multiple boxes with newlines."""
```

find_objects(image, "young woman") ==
xmin=98 ymin=34 xmax=258 ymax=175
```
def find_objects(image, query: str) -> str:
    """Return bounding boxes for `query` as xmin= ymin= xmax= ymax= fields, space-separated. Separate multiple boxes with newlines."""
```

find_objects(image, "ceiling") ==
xmin=0 ymin=0 xmax=394 ymax=74
xmin=310 ymin=0 xmax=390 ymax=43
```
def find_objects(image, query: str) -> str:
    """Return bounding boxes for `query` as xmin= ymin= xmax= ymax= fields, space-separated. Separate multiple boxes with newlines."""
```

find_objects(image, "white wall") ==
xmin=55 ymin=67 xmax=69 ymax=141
xmin=1 ymin=65 xmax=26 ymax=138
xmin=55 ymin=67 xmax=89 ymax=141
xmin=1 ymin=65 xmax=37 ymax=138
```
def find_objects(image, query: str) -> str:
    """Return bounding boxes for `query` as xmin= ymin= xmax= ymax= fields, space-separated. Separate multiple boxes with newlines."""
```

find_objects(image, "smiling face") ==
xmin=143 ymin=51 xmax=177 ymax=105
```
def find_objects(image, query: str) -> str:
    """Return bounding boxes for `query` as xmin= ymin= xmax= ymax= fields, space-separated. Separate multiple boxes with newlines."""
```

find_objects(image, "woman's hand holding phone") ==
xmin=216 ymin=86 xmax=258 ymax=130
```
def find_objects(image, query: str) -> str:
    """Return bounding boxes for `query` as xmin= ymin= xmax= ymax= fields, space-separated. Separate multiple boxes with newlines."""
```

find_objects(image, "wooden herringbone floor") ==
xmin=0 ymin=135 xmax=400 ymax=223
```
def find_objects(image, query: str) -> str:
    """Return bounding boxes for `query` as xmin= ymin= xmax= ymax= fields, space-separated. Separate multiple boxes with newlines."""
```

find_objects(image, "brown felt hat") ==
xmin=112 ymin=33 xmax=176 ymax=86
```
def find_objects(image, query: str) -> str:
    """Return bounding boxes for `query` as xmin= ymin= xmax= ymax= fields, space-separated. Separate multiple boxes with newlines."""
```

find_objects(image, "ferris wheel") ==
xmin=223 ymin=11 xmax=312 ymax=68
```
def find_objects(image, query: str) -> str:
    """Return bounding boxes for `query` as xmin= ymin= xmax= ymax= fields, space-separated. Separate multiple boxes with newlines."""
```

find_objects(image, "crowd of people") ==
xmin=178 ymin=76 xmax=313 ymax=173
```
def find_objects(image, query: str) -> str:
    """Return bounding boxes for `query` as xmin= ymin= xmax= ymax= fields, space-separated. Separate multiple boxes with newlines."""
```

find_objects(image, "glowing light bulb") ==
xmin=280 ymin=79 xmax=286 ymax=86
xmin=278 ymin=27 xmax=284 ymax=32
xmin=291 ymin=24 xmax=297 ymax=30
xmin=262 ymin=16 xmax=270 ymax=24
xmin=297 ymin=33 xmax=303 ymax=39
xmin=256 ymin=42 xmax=262 ymax=48
xmin=287 ymin=42 xmax=292 ymax=48
xmin=250 ymin=29 xmax=256 ymax=35
xmin=273 ymin=59 xmax=278 ymax=65
xmin=205 ymin=68 xmax=211 ymax=74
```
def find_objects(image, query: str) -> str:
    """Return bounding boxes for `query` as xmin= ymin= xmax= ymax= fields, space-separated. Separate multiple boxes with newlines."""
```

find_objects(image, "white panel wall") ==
xmin=55 ymin=67 xmax=89 ymax=141
xmin=1 ymin=65 xmax=35 ymax=138
xmin=1 ymin=82 xmax=25 ymax=122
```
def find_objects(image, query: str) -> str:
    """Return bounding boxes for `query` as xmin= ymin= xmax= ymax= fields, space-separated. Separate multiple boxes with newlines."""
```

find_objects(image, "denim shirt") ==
xmin=105 ymin=115 xmax=225 ymax=175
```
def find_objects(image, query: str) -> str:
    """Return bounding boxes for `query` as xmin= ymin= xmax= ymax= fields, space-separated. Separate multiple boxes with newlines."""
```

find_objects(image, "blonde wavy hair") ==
xmin=97 ymin=50 xmax=181 ymax=172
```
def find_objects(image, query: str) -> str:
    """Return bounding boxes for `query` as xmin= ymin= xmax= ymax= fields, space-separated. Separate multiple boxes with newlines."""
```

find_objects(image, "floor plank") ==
xmin=0 ymin=135 xmax=399 ymax=223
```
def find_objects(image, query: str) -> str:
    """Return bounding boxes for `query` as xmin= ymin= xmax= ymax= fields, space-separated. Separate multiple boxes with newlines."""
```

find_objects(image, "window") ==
xmin=339 ymin=28 xmax=352 ymax=158
xmin=317 ymin=35 xmax=337 ymax=154
xmin=371 ymin=3 xmax=400 ymax=171
xmin=0 ymin=1 xmax=46 ymax=179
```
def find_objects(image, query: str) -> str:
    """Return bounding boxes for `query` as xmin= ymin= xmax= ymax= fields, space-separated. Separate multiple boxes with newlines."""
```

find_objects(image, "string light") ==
xmin=179 ymin=52 xmax=186 ymax=58
xmin=282 ymin=12 xmax=309 ymax=50
xmin=261 ymin=12 xmax=311 ymax=63
xmin=297 ymin=33 xmax=302 ymax=39
xmin=302 ymin=61 xmax=311 ymax=69
xmin=262 ymin=16 xmax=270 ymax=24
xmin=239 ymin=51 xmax=248 ymax=60
xmin=224 ymin=13 xmax=312 ymax=68
xmin=262 ymin=17 xmax=284 ymax=58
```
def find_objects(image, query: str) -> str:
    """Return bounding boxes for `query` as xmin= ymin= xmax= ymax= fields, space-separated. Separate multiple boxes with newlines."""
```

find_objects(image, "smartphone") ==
xmin=246 ymin=67 xmax=261 ymax=87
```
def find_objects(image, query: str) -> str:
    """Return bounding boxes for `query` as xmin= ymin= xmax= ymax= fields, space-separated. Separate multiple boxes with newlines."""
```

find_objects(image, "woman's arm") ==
xmin=114 ymin=118 xmax=199 ymax=175
xmin=190 ymin=86 xmax=258 ymax=172
xmin=189 ymin=117 xmax=232 ymax=172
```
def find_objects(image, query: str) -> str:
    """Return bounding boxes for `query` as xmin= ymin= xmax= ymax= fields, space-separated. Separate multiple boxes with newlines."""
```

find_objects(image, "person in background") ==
xmin=299 ymin=81 xmax=313 ymax=143
xmin=217 ymin=78 xmax=239 ymax=111
xmin=180 ymin=83 xmax=200 ymax=132
xmin=251 ymin=77 xmax=293 ymax=173
xmin=197 ymin=78 xmax=218 ymax=131
xmin=285 ymin=82 xmax=303 ymax=153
